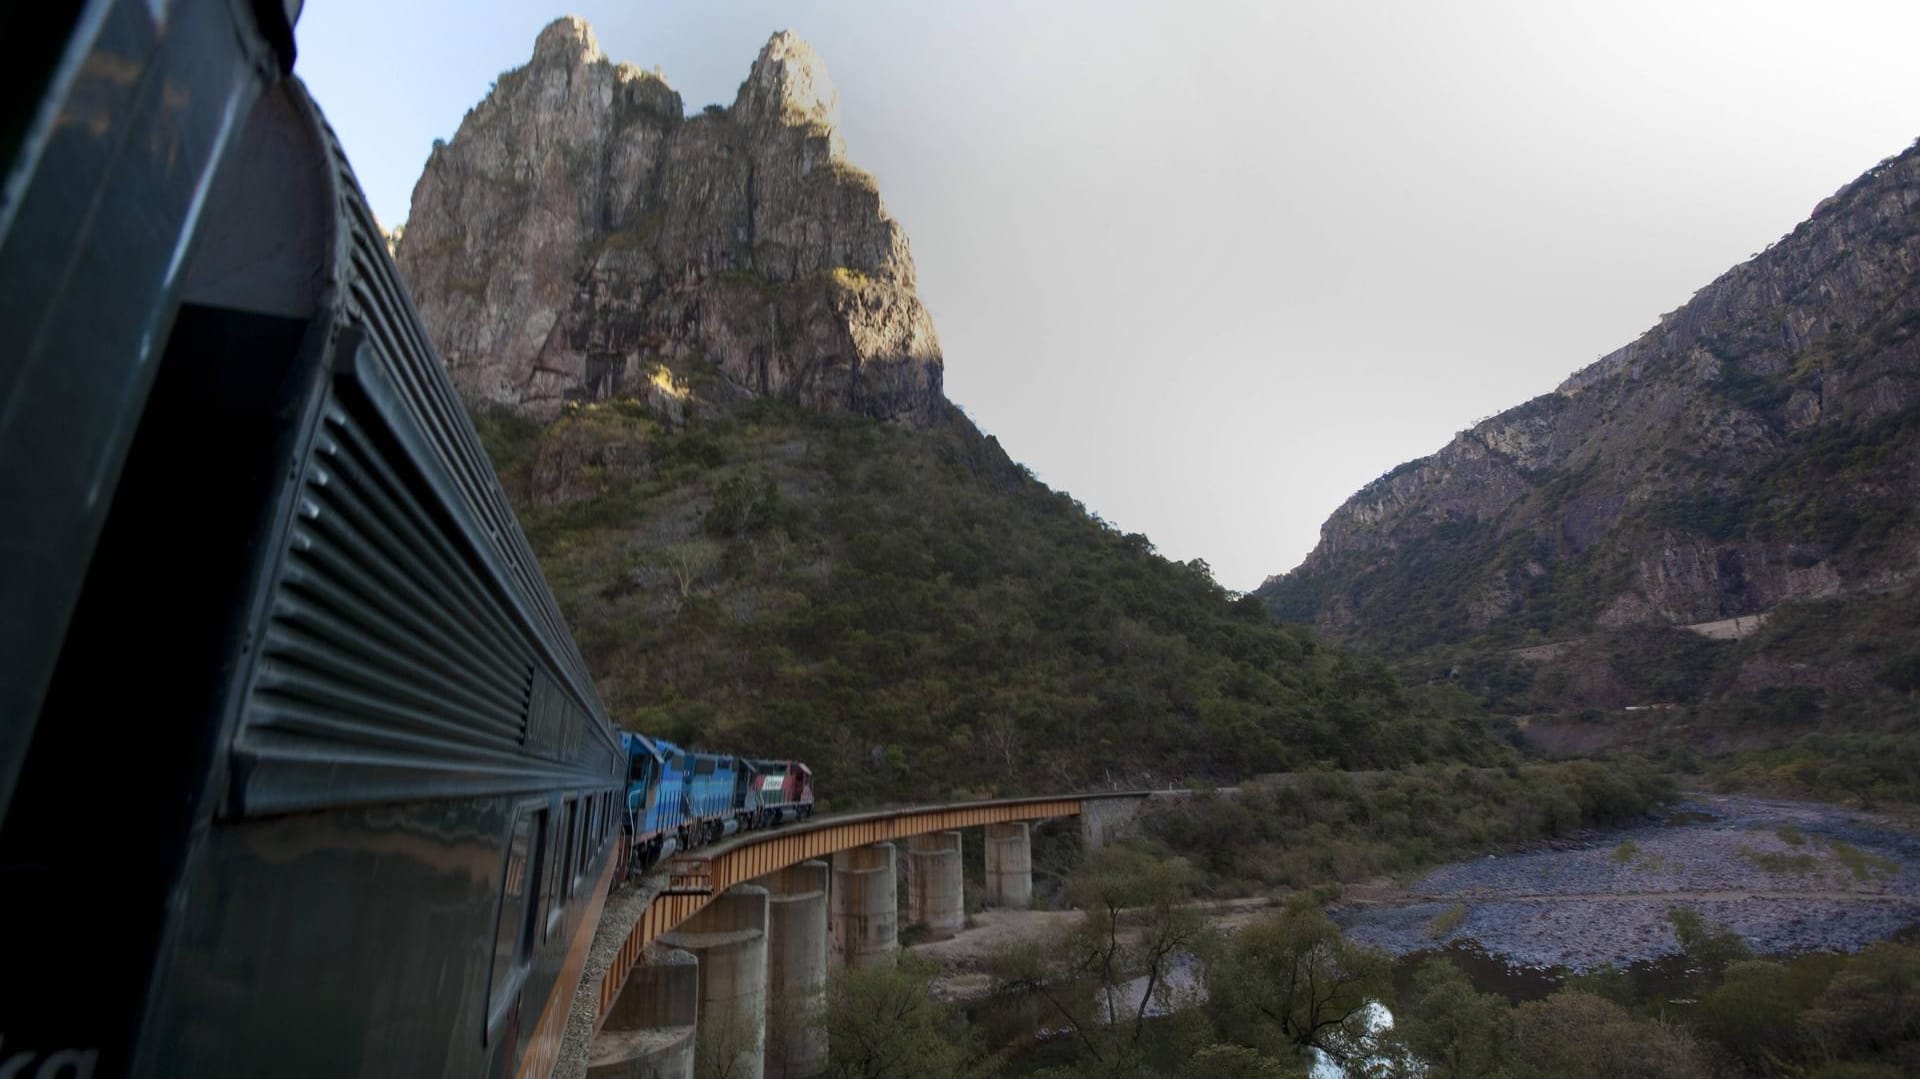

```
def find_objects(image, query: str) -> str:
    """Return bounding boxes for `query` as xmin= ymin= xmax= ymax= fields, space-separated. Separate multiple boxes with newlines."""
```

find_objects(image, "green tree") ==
xmin=1801 ymin=942 xmax=1920 ymax=1072
xmin=1068 ymin=847 xmax=1210 ymax=1042
xmin=1395 ymin=958 xmax=1511 ymax=1079
xmin=1697 ymin=957 xmax=1838 ymax=1073
xmin=1206 ymin=894 xmax=1391 ymax=1063
xmin=991 ymin=845 xmax=1212 ymax=1072
xmin=1177 ymin=1044 xmax=1304 ymax=1079
xmin=818 ymin=954 xmax=973 ymax=1079
xmin=1507 ymin=990 xmax=1708 ymax=1079
xmin=705 ymin=468 xmax=780 ymax=537
xmin=1667 ymin=906 xmax=1752 ymax=985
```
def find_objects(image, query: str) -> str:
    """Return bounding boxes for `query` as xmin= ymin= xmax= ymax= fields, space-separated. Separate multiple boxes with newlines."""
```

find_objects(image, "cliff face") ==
xmin=1260 ymin=139 xmax=1920 ymax=671
xmin=396 ymin=18 xmax=943 ymax=424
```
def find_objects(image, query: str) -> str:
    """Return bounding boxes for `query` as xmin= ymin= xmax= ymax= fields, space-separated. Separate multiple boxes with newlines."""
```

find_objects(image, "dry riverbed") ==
xmin=1334 ymin=794 xmax=1920 ymax=970
xmin=912 ymin=897 xmax=1276 ymax=1003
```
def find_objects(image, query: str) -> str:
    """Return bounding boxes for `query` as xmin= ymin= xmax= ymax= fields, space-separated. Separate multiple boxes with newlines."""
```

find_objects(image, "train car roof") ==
xmin=632 ymin=736 xmax=752 ymax=765
xmin=619 ymin=730 xmax=665 ymax=764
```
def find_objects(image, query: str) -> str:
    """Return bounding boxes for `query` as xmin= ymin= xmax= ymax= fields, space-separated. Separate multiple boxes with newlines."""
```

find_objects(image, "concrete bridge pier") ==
xmin=830 ymin=842 xmax=899 ymax=968
xmin=905 ymin=831 xmax=965 ymax=939
xmin=660 ymin=884 xmax=770 ymax=1079
xmin=984 ymin=821 xmax=1033 ymax=909
xmin=589 ymin=947 xmax=700 ymax=1079
xmin=759 ymin=860 xmax=829 ymax=1079
xmin=1079 ymin=794 xmax=1147 ymax=852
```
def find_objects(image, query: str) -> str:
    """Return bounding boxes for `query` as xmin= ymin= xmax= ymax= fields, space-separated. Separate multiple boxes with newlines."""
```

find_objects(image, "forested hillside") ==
xmin=475 ymin=392 xmax=1505 ymax=805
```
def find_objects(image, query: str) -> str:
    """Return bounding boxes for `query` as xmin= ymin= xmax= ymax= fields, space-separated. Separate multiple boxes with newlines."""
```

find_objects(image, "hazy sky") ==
xmin=296 ymin=1 xmax=1920 ymax=591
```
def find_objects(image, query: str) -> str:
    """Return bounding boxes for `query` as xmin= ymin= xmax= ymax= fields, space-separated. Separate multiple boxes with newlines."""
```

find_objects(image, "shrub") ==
xmin=1427 ymin=902 xmax=1469 ymax=940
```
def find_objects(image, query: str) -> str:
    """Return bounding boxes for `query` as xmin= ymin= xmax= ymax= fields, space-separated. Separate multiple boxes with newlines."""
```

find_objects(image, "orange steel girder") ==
xmin=595 ymin=795 xmax=1100 ymax=1026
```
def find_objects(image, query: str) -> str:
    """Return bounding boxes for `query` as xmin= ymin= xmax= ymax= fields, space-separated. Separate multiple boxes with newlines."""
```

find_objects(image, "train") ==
xmin=0 ymin=3 xmax=809 ymax=1077
xmin=620 ymin=733 xmax=815 ymax=869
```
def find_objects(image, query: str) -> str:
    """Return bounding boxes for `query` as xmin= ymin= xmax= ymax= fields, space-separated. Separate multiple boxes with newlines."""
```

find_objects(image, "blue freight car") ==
xmin=683 ymin=748 xmax=743 ymax=845
xmin=621 ymin=731 xmax=691 ymax=868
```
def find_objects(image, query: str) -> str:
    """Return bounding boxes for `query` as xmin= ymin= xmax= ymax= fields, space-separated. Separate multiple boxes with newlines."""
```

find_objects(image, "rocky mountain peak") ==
xmin=532 ymin=15 xmax=601 ymax=65
xmin=396 ymin=19 xmax=943 ymax=425
xmin=733 ymin=31 xmax=840 ymax=137
xmin=1258 ymin=137 xmax=1920 ymax=702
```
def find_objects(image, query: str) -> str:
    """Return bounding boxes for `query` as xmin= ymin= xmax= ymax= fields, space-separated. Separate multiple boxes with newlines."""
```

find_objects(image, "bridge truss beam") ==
xmin=595 ymin=794 xmax=1115 ymax=1028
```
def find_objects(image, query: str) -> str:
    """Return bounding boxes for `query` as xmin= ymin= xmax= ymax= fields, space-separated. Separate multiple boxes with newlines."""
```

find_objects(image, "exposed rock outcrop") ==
xmin=397 ymin=18 xmax=943 ymax=424
xmin=1261 ymin=138 xmax=1920 ymax=656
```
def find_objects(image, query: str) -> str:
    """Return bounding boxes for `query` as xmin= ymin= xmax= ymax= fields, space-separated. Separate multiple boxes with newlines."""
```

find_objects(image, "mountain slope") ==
xmin=399 ymin=20 xmax=1509 ymax=804
xmin=1259 ymin=138 xmax=1920 ymax=723
xmin=473 ymin=399 xmax=1503 ymax=804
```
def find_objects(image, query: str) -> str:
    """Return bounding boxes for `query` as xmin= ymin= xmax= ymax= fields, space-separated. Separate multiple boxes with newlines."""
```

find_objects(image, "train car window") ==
xmin=563 ymin=798 xmax=580 ymax=898
xmin=487 ymin=807 xmax=541 ymax=1039
xmin=694 ymin=756 xmax=716 ymax=775
xmin=555 ymin=801 xmax=569 ymax=901
xmin=546 ymin=802 xmax=572 ymax=937
xmin=576 ymin=802 xmax=592 ymax=885
xmin=526 ymin=810 xmax=549 ymax=952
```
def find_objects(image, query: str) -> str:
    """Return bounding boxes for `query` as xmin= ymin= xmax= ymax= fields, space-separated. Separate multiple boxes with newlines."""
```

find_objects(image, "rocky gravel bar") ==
xmin=1335 ymin=794 xmax=1920 ymax=970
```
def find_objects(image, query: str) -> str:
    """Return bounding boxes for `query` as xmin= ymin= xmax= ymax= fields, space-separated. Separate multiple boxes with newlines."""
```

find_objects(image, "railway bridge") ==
xmin=556 ymin=791 xmax=1155 ymax=1079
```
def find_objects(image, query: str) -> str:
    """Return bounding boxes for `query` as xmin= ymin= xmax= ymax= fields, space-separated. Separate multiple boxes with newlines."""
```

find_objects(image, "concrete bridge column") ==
xmin=905 ymin=831 xmax=965 ymax=939
xmin=759 ymin=860 xmax=829 ymax=1079
xmin=661 ymin=884 xmax=770 ymax=1079
xmin=984 ymin=822 xmax=1032 ymax=910
xmin=1080 ymin=796 xmax=1147 ymax=852
xmin=589 ymin=947 xmax=699 ymax=1079
xmin=830 ymin=842 xmax=898 ymax=968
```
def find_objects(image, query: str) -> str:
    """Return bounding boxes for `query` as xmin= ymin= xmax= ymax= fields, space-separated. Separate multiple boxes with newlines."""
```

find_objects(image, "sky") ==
xmin=295 ymin=1 xmax=1920 ymax=592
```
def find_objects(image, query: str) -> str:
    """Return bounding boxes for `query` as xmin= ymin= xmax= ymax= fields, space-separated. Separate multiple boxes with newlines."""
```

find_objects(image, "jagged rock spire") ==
xmin=532 ymin=15 xmax=602 ymax=64
xmin=733 ymin=31 xmax=842 ymax=149
xmin=396 ymin=19 xmax=942 ymax=424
